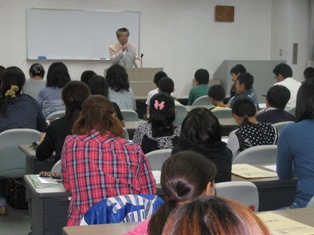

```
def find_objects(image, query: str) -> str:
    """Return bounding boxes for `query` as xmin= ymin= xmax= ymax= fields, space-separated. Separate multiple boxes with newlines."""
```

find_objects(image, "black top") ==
xmin=111 ymin=101 xmax=124 ymax=121
xmin=171 ymin=141 xmax=232 ymax=183
xmin=256 ymin=109 xmax=294 ymax=124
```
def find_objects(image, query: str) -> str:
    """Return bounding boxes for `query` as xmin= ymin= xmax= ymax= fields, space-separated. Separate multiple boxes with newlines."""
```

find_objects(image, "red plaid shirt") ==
xmin=61 ymin=130 xmax=156 ymax=226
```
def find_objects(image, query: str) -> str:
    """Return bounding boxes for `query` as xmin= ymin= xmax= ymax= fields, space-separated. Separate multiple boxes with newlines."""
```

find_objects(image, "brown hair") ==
xmin=72 ymin=95 xmax=123 ymax=137
xmin=162 ymin=196 xmax=270 ymax=235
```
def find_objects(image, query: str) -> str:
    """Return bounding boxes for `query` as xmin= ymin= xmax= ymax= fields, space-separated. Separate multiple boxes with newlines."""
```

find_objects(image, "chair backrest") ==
xmin=306 ymin=196 xmax=314 ymax=207
xmin=0 ymin=128 xmax=40 ymax=178
xmin=216 ymin=181 xmax=259 ymax=211
xmin=51 ymin=160 xmax=61 ymax=172
xmin=46 ymin=110 xmax=65 ymax=122
xmin=122 ymin=127 xmax=129 ymax=140
xmin=191 ymin=95 xmax=211 ymax=106
xmin=286 ymin=106 xmax=296 ymax=116
xmin=273 ymin=121 xmax=293 ymax=136
xmin=227 ymin=96 xmax=235 ymax=106
xmin=80 ymin=194 xmax=164 ymax=225
xmin=232 ymin=145 xmax=277 ymax=164
xmin=174 ymin=105 xmax=188 ymax=126
xmin=121 ymin=109 xmax=139 ymax=121
xmin=211 ymin=108 xmax=233 ymax=119
xmin=145 ymin=149 xmax=172 ymax=171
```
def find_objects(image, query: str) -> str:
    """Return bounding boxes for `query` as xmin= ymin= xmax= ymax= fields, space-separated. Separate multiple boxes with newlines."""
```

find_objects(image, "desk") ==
xmin=62 ymin=207 xmax=314 ymax=235
xmin=19 ymin=144 xmax=55 ymax=174
xmin=232 ymin=164 xmax=296 ymax=211
xmin=24 ymin=174 xmax=71 ymax=235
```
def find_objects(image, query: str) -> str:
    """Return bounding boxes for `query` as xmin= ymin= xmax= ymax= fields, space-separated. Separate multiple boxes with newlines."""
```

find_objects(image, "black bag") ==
xmin=6 ymin=179 xmax=28 ymax=209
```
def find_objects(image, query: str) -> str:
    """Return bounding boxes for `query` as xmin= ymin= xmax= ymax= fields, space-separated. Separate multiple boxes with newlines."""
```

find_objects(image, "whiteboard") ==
xmin=26 ymin=8 xmax=140 ymax=60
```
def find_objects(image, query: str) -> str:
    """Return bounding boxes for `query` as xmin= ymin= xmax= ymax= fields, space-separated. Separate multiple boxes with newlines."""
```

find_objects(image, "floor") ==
xmin=0 ymin=205 xmax=31 ymax=235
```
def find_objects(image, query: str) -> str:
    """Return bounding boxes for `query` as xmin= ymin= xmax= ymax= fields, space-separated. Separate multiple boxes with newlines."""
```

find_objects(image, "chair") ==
xmin=227 ymin=96 xmax=235 ymax=106
xmin=273 ymin=121 xmax=293 ymax=136
xmin=191 ymin=95 xmax=212 ymax=106
xmin=286 ymin=106 xmax=296 ymax=116
xmin=122 ymin=127 xmax=130 ymax=140
xmin=211 ymin=108 xmax=233 ymax=119
xmin=51 ymin=160 xmax=61 ymax=172
xmin=46 ymin=110 xmax=65 ymax=122
xmin=215 ymin=181 xmax=259 ymax=211
xmin=232 ymin=145 xmax=277 ymax=164
xmin=0 ymin=128 xmax=40 ymax=178
xmin=121 ymin=109 xmax=139 ymax=121
xmin=306 ymin=196 xmax=314 ymax=207
xmin=145 ymin=149 xmax=172 ymax=170
xmin=174 ymin=105 xmax=188 ymax=126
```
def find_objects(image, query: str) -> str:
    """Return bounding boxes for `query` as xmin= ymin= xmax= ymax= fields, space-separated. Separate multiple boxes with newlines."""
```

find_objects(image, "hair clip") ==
xmin=154 ymin=100 xmax=165 ymax=110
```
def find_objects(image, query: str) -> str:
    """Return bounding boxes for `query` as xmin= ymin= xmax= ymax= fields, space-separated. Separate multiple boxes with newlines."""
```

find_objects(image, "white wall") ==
xmin=0 ymin=0 xmax=311 ymax=97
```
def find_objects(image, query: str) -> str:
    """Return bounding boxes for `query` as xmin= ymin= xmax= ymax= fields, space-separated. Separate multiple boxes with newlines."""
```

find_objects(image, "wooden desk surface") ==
xmin=62 ymin=207 xmax=314 ymax=235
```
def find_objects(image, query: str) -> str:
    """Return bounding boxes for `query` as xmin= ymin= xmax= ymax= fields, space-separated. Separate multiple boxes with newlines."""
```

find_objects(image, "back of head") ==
xmin=62 ymin=81 xmax=91 ymax=120
xmin=47 ymin=62 xmax=71 ymax=88
xmin=73 ymin=95 xmax=123 ymax=137
xmin=105 ymin=64 xmax=129 ymax=91
xmin=232 ymin=97 xmax=256 ymax=119
xmin=208 ymin=84 xmax=225 ymax=101
xmin=295 ymin=78 xmax=314 ymax=122
xmin=87 ymin=75 xmax=109 ymax=97
xmin=303 ymin=67 xmax=314 ymax=80
xmin=273 ymin=63 xmax=293 ymax=78
xmin=158 ymin=77 xmax=174 ymax=94
xmin=180 ymin=108 xmax=221 ymax=146
xmin=266 ymin=85 xmax=290 ymax=109
xmin=230 ymin=64 xmax=247 ymax=75
xmin=237 ymin=73 xmax=254 ymax=90
xmin=29 ymin=63 xmax=45 ymax=78
xmin=148 ymin=150 xmax=217 ymax=235
xmin=80 ymin=70 xmax=97 ymax=84
xmin=149 ymin=92 xmax=175 ymax=136
xmin=162 ymin=196 xmax=270 ymax=235
xmin=194 ymin=69 xmax=209 ymax=85
xmin=153 ymin=71 xmax=167 ymax=85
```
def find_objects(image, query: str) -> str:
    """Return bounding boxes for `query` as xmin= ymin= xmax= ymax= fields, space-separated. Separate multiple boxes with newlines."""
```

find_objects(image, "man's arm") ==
xmin=109 ymin=44 xmax=124 ymax=65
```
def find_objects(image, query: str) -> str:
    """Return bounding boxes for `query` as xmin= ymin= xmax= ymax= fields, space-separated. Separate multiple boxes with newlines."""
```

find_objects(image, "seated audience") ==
xmin=36 ymin=81 xmax=90 ymax=163
xmin=277 ymin=78 xmax=314 ymax=208
xmin=62 ymin=95 xmax=156 ymax=226
xmin=125 ymin=150 xmax=217 ymax=235
xmin=229 ymin=64 xmax=247 ymax=99
xmin=187 ymin=69 xmax=209 ymax=105
xmin=162 ymin=196 xmax=270 ymax=235
xmin=132 ymin=92 xmax=180 ymax=154
xmin=87 ymin=75 xmax=124 ymax=126
xmin=230 ymin=72 xmax=259 ymax=110
xmin=0 ymin=66 xmax=47 ymax=133
xmin=172 ymin=108 xmax=232 ymax=183
xmin=227 ymin=97 xmax=278 ymax=159
xmin=257 ymin=85 xmax=295 ymax=123
xmin=36 ymin=62 xmax=71 ymax=118
xmin=273 ymin=63 xmax=301 ymax=109
xmin=208 ymin=84 xmax=228 ymax=109
xmin=80 ymin=70 xmax=96 ymax=84
xmin=303 ymin=66 xmax=314 ymax=80
xmin=22 ymin=63 xmax=46 ymax=98
xmin=157 ymin=77 xmax=181 ymax=105
xmin=106 ymin=64 xmax=136 ymax=110
xmin=145 ymin=71 xmax=167 ymax=105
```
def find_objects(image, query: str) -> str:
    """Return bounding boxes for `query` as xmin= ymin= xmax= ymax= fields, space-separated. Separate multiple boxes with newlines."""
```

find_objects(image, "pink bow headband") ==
xmin=154 ymin=100 xmax=165 ymax=110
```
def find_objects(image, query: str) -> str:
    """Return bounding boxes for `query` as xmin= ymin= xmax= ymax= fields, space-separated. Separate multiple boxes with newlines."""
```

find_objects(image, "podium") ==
xmin=126 ymin=68 xmax=163 ymax=98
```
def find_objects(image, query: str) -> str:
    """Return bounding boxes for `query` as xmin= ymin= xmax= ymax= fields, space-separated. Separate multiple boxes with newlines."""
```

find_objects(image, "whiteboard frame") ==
xmin=26 ymin=8 xmax=140 ymax=61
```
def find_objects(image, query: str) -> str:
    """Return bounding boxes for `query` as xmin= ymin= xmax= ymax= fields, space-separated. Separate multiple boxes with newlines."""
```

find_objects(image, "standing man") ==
xmin=109 ymin=28 xmax=141 ymax=68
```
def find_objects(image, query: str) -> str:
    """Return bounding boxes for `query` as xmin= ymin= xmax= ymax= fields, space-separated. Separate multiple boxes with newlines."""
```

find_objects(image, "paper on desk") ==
xmin=232 ymin=164 xmax=277 ymax=178
xmin=257 ymin=212 xmax=314 ymax=235
xmin=263 ymin=164 xmax=277 ymax=172
xmin=36 ymin=176 xmax=59 ymax=185
xmin=152 ymin=171 xmax=161 ymax=184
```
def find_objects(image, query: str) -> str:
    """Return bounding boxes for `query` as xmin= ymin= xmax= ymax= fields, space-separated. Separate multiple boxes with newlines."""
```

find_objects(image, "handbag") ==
xmin=6 ymin=179 xmax=28 ymax=209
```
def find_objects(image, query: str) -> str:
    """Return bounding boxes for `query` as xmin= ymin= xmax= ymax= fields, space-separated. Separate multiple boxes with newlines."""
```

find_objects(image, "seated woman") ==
xmin=163 ymin=196 xmax=270 ymax=235
xmin=22 ymin=63 xmax=46 ymax=98
xmin=36 ymin=81 xmax=90 ymax=163
xmin=125 ymin=150 xmax=217 ymax=235
xmin=132 ymin=92 xmax=180 ymax=154
xmin=172 ymin=108 xmax=232 ymax=183
xmin=227 ymin=97 xmax=278 ymax=159
xmin=105 ymin=64 xmax=136 ymax=110
xmin=36 ymin=62 xmax=71 ymax=118
xmin=87 ymin=75 xmax=124 ymax=126
xmin=277 ymin=78 xmax=314 ymax=208
xmin=61 ymin=95 xmax=156 ymax=226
